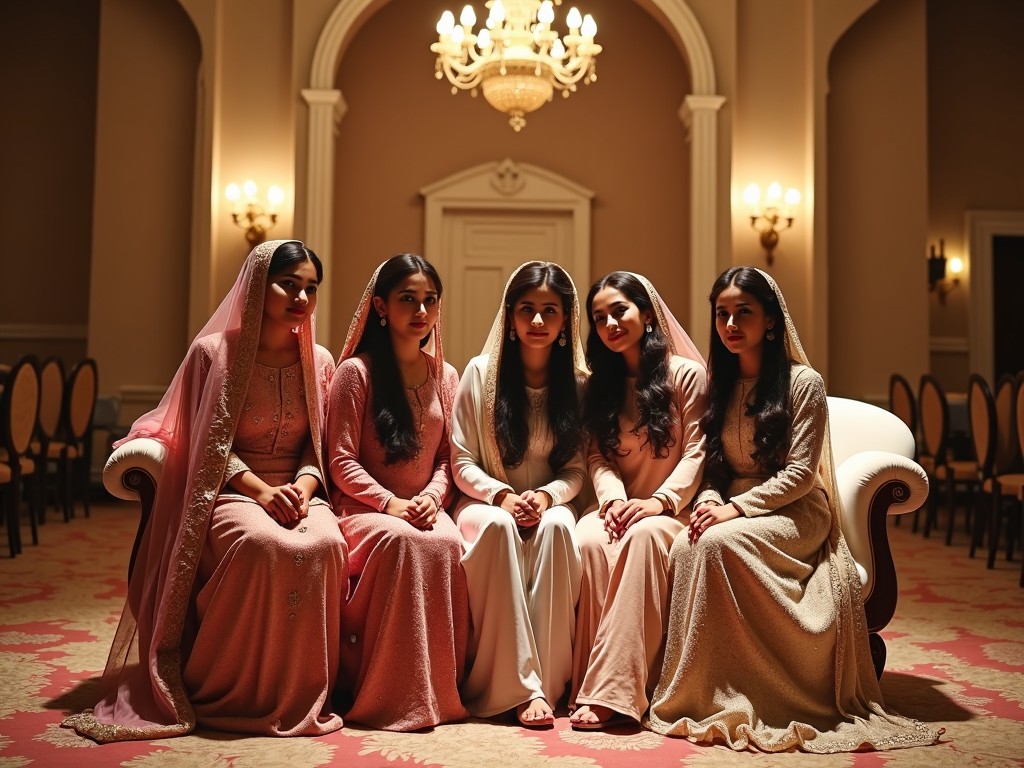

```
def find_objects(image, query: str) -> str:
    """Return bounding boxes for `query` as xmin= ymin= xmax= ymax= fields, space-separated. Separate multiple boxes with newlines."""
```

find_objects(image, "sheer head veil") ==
xmin=338 ymin=254 xmax=453 ymax=430
xmin=628 ymin=272 xmax=706 ymax=368
xmin=478 ymin=261 xmax=588 ymax=484
xmin=67 ymin=239 xmax=326 ymax=742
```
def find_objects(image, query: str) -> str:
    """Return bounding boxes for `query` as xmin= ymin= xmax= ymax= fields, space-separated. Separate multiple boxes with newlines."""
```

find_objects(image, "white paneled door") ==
xmin=442 ymin=208 xmax=574 ymax=375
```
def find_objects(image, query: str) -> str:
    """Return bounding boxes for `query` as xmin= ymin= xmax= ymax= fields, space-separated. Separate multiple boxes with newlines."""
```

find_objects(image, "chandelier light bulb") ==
xmin=490 ymin=0 xmax=506 ymax=23
xmin=477 ymin=28 xmax=491 ymax=49
xmin=225 ymin=183 xmax=241 ymax=203
xmin=267 ymin=185 xmax=284 ymax=208
xmin=948 ymin=256 xmax=964 ymax=275
xmin=742 ymin=183 xmax=761 ymax=208
xmin=566 ymin=7 xmax=582 ymax=30
xmin=784 ymin=188 xmax=801 ymax=207
xmin=538 ymin=1 xmax=555 ymax=25
xmin=242 ymin=179 xmax=258 ymax=198
xmin=551 ymin=38 xmax=565 ymax=58
xmin=437 ymin=10 xmax=455 ymax=35
xmin=765 ymin=182 xmax=782 ymax=207
xmin=452 ymin=26 xmax=465 ymax=44
xmin=581 ymin=14 xmax=596 ymax=37
xmin=460 ymin=5 xmax=476 ymax=28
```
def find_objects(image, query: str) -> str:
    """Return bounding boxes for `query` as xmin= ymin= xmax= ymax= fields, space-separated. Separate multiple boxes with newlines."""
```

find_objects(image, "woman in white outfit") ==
xmin=451 ymin=261 xmax=589 ymax=726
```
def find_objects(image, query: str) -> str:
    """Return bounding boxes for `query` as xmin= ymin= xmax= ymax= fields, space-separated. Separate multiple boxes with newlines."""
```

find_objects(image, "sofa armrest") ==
xmin=103 ymin=437 xmax=165 ymax=501
xmin=836 ymin=450 xmax=929 ymax=633
xmin=102 ymin=437 xmax=165 ymax=579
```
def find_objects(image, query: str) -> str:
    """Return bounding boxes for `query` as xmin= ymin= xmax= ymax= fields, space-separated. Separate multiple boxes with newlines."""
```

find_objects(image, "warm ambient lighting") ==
xmin=431 ymin=0 xmax=601 ymax=132
xmin=927 ymin=239 xmax=963 ymax=304
xmin=742 ymin=182 xmax=800 ymax=266
xmin=225 ymin=180 xmax=284 ymax=247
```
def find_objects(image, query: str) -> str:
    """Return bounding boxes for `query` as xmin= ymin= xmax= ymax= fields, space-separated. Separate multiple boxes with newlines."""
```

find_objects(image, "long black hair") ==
xmin=495 ymin=263 xmax=583 ymax=474
xmin=582 ymin=272 xmax=676 ymax=460
xmin=268 ymin=241 xmax=323 ymax=281
xmin=355 ymin=253 xmax=443 ymax=464
xmin=700 ymin=266 xmax=791 ymax=491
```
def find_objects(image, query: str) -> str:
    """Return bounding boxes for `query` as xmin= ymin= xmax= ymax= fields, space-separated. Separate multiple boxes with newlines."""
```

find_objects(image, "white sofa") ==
xmin=103 ymin=396 xmax=928 ymax=678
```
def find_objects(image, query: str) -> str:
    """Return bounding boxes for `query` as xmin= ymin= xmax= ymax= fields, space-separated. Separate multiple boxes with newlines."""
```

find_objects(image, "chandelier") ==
xmin=431 ymin=0 xmax=601 ymax=132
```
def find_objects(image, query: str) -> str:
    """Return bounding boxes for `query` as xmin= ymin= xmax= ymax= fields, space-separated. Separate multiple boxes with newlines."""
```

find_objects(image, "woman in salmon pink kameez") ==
xmin=326 ymin=254 xmax=469 ymax=731
xmin=65 ymin=240 xmax=346 ymax=742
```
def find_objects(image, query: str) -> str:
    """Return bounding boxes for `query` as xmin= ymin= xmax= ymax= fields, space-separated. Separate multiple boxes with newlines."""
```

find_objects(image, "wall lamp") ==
xmin=225 ymin=180 xmax=284 ymax=247
xmin=742 ymin=182 xmax=800 ymax=266
xmin=927 ymin=239 xmax=963 ymax=304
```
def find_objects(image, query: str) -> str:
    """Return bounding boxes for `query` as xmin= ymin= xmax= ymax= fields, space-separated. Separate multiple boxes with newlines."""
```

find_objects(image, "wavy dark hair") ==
xmin=496 ymin=263 xmax=583 ymax=474
xmin=268 ymin=241 xmax=323 ymax=281
xmin=582 ymin=272 xmax=676 ymax=460
xmin=354 ymin=253 xmax=443 ymax=464
xmin=700 ymin=266 xmax=791 ymax=491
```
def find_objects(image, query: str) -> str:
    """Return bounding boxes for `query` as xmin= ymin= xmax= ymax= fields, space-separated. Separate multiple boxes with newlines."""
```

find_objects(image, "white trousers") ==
xmin=454 ymin=501 xmax=582 ymax=717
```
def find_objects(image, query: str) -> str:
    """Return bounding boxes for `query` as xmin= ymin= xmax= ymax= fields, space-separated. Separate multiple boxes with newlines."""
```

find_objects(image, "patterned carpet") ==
xmin=0 ymin=500 xmax=1022 ymax=767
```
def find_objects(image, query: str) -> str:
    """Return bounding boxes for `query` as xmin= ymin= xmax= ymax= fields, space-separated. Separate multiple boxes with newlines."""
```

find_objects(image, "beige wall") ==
xmin=328 ymin=0 xmax=694 ymax=348
xmin=3 ymin=0 xmax=1022 ymax=453
xmin=827 ymin=0 xmax=930 ymax=403
xmin=927 ymin=0 xmax=1024 ymax=388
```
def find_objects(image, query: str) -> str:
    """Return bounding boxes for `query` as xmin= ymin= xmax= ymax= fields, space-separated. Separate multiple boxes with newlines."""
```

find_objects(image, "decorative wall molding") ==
xmin=303 ymin=0 xmax=724 ymax=344
xmin=0 ymin=324 xmax=88 ymax=341
xmin=929 ymin=336 xmax=970 ymax=354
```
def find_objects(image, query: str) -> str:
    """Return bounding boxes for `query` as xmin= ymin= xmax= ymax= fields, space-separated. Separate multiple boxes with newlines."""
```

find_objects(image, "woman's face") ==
xmin=510 ymin=284 xmax=567 ymax=351
xmin=374 ymin=271 xmax=440 ymax=344
xmin=714 ymin=283 xmax=775 ymax=357
xmin=589 ymin=286 xmax=651 ymax=355
xmin=263 ymin=259 xmax=319 ymax=330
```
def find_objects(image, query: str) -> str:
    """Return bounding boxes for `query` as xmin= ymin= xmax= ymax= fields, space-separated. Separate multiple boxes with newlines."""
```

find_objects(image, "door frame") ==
xmin=420 ymin=158 xmax=594 ymax=302
xmin=967 ymin=210 xmax=1024 ymax=380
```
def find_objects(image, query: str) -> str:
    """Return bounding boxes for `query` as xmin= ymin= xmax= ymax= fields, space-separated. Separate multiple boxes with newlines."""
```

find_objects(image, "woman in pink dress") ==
xmin=647 ymin=267 xmax=938 ymax=752
xmin=326 ymin=254 xmax=469 ymax=731
xmin=569 ymin=272 xmax=707 ymax=731
xmin=65 ymin=240 xmax=346 ymax=742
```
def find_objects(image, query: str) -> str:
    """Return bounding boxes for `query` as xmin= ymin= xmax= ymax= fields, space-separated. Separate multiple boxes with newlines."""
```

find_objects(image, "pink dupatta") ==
xmin=65 ymin=240 xmax=328 ymax=742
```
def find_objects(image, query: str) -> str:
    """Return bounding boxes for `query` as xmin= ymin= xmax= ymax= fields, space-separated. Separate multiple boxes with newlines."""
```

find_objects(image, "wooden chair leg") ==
xmin=988 ymin=496 xmax=1003 ymax=570
xmin=970 ymin=490 xmax=988 ymax=558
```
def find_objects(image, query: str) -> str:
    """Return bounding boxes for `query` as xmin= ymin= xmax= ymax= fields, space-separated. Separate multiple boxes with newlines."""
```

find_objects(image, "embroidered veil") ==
xmin=65 ymin=240 xmax=329 ymax=742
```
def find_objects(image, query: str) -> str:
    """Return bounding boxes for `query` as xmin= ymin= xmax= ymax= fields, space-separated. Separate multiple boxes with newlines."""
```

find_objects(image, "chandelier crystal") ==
xmin=431 ymin=0 xmax=601 ymax=132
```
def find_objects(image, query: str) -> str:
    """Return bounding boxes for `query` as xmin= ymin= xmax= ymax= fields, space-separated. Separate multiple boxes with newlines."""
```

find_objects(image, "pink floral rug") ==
xmin=1 ymin=502 xmax=1021 ymax=767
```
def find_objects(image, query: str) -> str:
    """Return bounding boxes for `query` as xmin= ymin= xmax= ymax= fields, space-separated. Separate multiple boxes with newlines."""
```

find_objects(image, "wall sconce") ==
xmin=742 ymin=182 xmax=800 ymax=266
xmin=225 ymin=180 xmax=284 ymax=247
xmin=927 ymin=239 xmax=963 ymax=304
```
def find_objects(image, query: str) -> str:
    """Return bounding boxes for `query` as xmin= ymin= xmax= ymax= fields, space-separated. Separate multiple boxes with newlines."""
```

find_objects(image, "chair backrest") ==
xmin=64 ymin=358 xmax=98 ymax=443
xmin=993 ymin=374 xmax=1019 ymax=473
xmin=37 ymin=356 xmax=66 ymax=441
xmin=888 ymin=373 xmax=917 ymax=438
xmin=918 ymin=375 xmax=949 ymax=464
xmin=1016 ymin=372 xmax=1024 ymax=469
xmin=2 ymin=355 xmax=41 ymax=458
xmin=827 ymin=396 xmax=916 ymax=465
xmin=967 ymin=374 xmax=996 ymax=477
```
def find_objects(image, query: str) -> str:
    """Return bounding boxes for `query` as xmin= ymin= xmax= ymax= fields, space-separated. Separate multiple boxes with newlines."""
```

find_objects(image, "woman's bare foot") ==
xmin=517 ymin=698 xmax=555 ymax=727
xmin=569 ymin=704 xmax=629 ymax=730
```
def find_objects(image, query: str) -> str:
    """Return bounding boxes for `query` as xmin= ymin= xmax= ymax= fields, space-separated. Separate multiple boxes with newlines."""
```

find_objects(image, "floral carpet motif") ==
xmin=0 ymin=502 xmax=1022 ymax=767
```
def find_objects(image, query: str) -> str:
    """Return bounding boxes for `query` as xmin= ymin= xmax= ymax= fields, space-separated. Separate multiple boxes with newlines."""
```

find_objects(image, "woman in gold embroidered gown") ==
xmin=647 ymin=266 xmax=938 ymax=752
xmin=65 ymin=241 xmax=346 ymax=742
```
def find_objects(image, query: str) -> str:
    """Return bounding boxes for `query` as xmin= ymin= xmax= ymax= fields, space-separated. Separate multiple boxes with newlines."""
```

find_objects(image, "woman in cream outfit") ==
xmin=451 ymin=262 xmax=588 ymax=726
xmin=570 ymin=272 xmax=707 ymax=730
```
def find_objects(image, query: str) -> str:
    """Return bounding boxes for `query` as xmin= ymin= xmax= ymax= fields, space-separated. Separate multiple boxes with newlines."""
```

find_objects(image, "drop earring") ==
xmin=766 ymin=327 xmax=776 ymax=341
xmin=509 ymin=328 xmax=517 ymax=342
xmin=645 ymin=323 xmax=653 ymax=334
xmin=379 ymin=316 xmax=387 ymax=327
xmin=558 ymin=330 xmax=567 ymax=347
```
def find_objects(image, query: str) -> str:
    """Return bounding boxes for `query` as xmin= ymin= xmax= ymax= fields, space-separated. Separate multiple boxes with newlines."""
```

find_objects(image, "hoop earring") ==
xmin=509 ymin=328 xmax=517 ymax=342
xmin=645 ymin=323 xmax=653 ymax=334
xmin=558 ymin=330 xmax=567 ymax=347
xmin=379 ymin=316 xmax=387 ymax=327
xmin=766 ymin=328 xmax=776 ymax=341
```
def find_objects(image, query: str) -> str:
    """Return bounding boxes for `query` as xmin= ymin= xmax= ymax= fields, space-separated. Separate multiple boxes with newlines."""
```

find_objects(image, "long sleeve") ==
xmin=588 ymin=436 xmax=627 ymax=513
xmin=326 ymin=357 xmax=394 ymax=512
xmin=651 ymin=357 xmax=707 ymax=515
xmin=451 ymin=356 xmax=512 ymax=504
xmin=422 ymin=362 xmax=460 ymax=509
xmin=537 ymin=442 xmax=584 ymax=507
xmin=730 ymin=366 xmax=828 ymax=518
